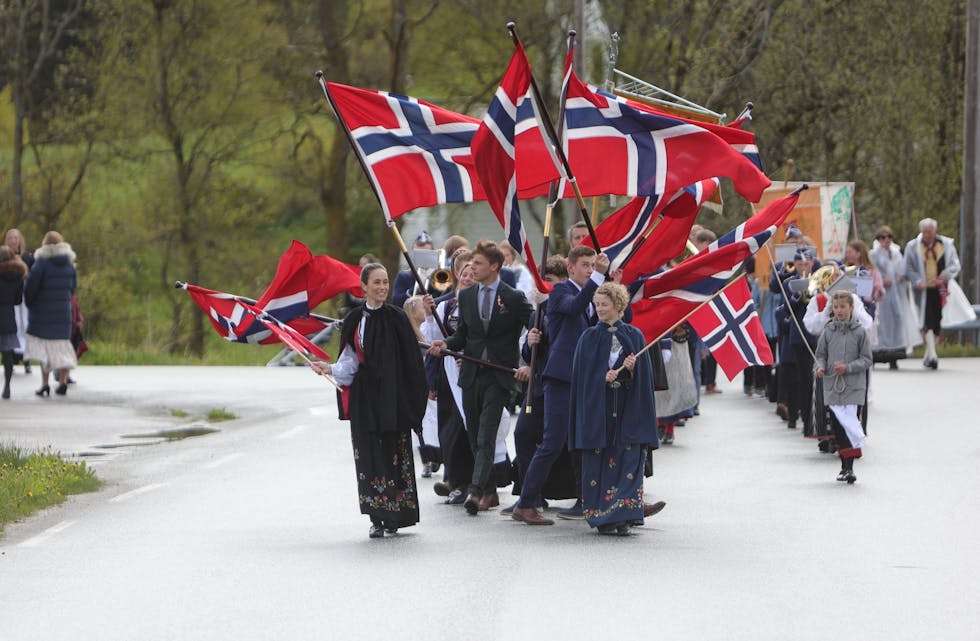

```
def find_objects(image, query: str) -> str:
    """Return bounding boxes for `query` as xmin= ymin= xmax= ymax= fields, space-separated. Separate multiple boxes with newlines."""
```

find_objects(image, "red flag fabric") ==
xmin=592 ymin=179 xmax=719 ymax=285
xmin=471 ymin=43 xmax=556 ymax=294
xmin=256 ymin=240 xmax=362 ymax=316
xmin=324 ymin=81 xmax=486 ymax=221
xmin=688 ymin=278 xmax=773 ymax=380
xmin=560 ymin=71 xmax=771 ymax=202
xmin=238 ymin=300 xmax=330 ymax=361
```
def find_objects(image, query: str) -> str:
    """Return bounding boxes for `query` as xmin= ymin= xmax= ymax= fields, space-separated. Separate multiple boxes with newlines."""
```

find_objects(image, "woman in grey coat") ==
xmin=815 ymin=291 xmax=873 ymax=484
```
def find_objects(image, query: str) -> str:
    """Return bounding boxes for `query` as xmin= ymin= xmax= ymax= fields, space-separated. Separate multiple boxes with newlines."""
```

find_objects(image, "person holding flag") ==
xmin=311 ymin=263 xmax=428 ymax=539
xmin=569 ymin=282 xmax=658 ymax=535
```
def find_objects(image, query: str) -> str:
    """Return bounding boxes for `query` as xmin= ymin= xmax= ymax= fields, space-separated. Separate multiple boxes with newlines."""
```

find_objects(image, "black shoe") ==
xmin=66 ymin=377 xmax=76 ymax=385
xmin=787 ymin=419 xmax=797 ymax=429
xmin=35 ymin=385 xmax=50 ymax=397
xmin=557 ymin=500 xmax=584 ymax=520
xmin=368 ymin=524 xmax=384 ymax=538
xmin=596 ymin=524 xmax=617 ymax=535
xmin=463 ymin=494 xmax=481 ymax=515
xmin=845 ymin=471 xmax=857 ymax=484
xmin=2 ymin=384 xmax=9 ymax=399
xmin=384 ymin=526 xmax=398 ymax=535
xmin=55 ymin=383 xmax=68 ymax=396
xmin=615 ymin=523 xmax=632 ymax=536
xmin=24 ymin=363 xmax=31 ymax=374
xmin=888 ymin=361 xmax=898 ymax=370
xmin=445 ymin=488 xmax=466 ymax=505
xmin=836 ymin=469 xmax=848 ymax=482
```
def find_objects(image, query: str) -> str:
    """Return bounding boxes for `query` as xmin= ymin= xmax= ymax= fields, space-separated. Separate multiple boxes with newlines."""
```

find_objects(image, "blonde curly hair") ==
xmin=595 ymin=282 xmax=629 ymax=313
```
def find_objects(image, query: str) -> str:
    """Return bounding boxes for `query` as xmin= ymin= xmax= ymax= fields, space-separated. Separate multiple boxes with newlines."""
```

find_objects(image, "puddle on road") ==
xmin=121 ymin=426 xmax=220 ymax=441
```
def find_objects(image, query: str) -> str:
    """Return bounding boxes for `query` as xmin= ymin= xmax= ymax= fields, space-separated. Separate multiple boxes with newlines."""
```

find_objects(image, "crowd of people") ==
xmin=1 ymin=228 xmax=83 ymax=400
xmin=309 ymin=216 xmax=966 ymax=539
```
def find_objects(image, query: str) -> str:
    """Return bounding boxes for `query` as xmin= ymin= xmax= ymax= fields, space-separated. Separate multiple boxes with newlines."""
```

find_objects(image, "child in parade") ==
xmin=814 ymin=291 xmax=873 ymax=484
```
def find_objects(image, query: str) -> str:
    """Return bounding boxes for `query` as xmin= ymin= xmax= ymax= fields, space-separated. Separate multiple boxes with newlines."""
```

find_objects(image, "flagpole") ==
xmin=418 ymin=342 xmax=517 ymax=375
xmin=315 ymin=72 xmax=450 ymax=338
xmin=523 ymin=28 xmax=576 ymax=414
xmin=612 ymin=209 xmax=666 ymax=273
xmin=507 ymin=22 xmax=603 ymax=254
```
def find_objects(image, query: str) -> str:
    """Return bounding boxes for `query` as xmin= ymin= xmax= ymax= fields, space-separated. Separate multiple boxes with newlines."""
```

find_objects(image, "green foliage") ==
xmin=0 ymin=445 xmax=102 ymax=535
xmin=205 ymin=408 xmax=237 ymax=422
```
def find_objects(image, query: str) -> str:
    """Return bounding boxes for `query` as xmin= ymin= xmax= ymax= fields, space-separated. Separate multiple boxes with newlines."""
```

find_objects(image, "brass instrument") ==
xmin=805 ymin=264 xmax=840 ymax=298
xmin=429 ymin=267 xmax=455 ymax=294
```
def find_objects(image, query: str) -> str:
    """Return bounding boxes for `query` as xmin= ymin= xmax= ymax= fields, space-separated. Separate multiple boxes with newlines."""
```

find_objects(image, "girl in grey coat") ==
xmin=815 ymin=291 xmax=873 ymax=484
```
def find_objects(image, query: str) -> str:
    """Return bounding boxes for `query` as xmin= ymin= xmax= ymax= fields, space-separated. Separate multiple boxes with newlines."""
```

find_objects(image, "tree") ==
xmin=95 ymin=0 xmax=284 ymax=356
xmin=0 ymin=0 xmax=86 ymax=229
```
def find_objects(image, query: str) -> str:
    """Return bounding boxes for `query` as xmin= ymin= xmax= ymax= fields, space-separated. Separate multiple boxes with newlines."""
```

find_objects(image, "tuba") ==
xmin=426 ymin=249 xmax=454 ymax=294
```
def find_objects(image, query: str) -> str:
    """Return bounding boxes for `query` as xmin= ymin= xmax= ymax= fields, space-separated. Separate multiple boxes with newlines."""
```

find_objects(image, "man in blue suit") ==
xmin=512 ymin=245 xmax=609 ymax=525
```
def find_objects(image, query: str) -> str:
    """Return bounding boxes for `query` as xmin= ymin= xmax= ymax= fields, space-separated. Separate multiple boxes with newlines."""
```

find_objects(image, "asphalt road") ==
xmin=1 ymin=362 xmax=977 ymax=640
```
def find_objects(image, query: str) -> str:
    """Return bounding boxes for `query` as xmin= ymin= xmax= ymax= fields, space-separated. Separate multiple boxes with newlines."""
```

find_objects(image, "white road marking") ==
xmin=199 ymin=453 xmax=243 ymax=470
xmin=109 ymin=483 xmax=168 ymax=503
xmin=274 ymin=424 xmax=310 ymax=440
xmin=18 ymin=520 xmax=76 ymax=548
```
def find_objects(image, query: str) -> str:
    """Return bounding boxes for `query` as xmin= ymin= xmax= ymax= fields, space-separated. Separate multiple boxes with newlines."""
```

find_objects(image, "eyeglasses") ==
xmin=876 ymin=234 xmax=892 ymax=240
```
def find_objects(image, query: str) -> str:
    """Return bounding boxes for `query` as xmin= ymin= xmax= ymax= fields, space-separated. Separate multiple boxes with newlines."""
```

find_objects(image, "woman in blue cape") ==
xmin=569 ymin=283 xmax=658 ymax=535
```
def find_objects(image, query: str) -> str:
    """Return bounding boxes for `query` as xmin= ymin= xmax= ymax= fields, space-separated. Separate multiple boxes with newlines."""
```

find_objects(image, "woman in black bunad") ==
xmin=311 ymin=263 xmax=427 ymax=539
xmin=569 ymin=283 xmax=658 ymax=536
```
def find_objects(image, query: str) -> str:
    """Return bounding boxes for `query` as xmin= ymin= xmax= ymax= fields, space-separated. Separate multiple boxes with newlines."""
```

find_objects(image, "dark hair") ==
xmin=360 ymin=262 xmax=387 ymax=285
xmin=472 ymin=240 xmax=504 ymax=271
xmin=694 ymin=229 xmax=717 ymax=245
xmin=874 ymin=225 xmax=894 ymax=241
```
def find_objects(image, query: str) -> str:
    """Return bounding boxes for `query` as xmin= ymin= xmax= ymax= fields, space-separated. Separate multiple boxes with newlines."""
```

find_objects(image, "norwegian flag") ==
xmin=471 ymin=42 xmax=558 ymax=293
xmin=628 ymin=192 xmax=801 ymax=343
xmin=322 ymin=80 xmax=485 ymax=221
xmin=237 ymin=300 xmax=331 ymax=362
xmin=181 ymin=282 xmax=334 ymax=347
xmin=592 ymin=178 xmax=719 ymax=285
xmin=688 ymin=278 xmax=773 ymax=380
xmin=250 ymin=240 xmax=360 ymax=337
xmin=622 ymin=98 xmax=763 ymax=173
xmin=561 ymin=70 xmax=771 ymax=202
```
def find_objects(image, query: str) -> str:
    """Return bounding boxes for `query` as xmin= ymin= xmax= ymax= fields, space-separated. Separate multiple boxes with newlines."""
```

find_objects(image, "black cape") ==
xmin=337 ymin=304 xmax=427 ymax=435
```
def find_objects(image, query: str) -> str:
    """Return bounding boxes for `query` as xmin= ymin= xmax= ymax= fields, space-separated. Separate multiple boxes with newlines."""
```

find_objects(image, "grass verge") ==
xmin=0 ymin=444 xmax=102 ymax=535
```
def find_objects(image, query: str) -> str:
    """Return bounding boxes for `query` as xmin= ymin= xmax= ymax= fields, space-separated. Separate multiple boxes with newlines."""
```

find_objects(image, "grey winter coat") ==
xmin=25 ymin=242 xmax=77 ymax=340
xmin=814 ymin=317 xmax=872 ymax=406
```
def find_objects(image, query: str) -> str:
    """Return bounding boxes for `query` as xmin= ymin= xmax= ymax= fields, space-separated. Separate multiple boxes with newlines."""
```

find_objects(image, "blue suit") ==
xmin=520 ymin=276 xmax=603 ymax=507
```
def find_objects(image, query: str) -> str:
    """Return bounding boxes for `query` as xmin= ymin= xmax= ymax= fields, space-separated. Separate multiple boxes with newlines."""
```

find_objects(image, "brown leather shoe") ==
xmin=512 ymin=507 xmax=554 ymax=526
xmin=478 ymin=492 xmax=499 ymax=511
xmin=463 ymin=493 xmax=481 ymax=515
xmin=643 ymin=500 xmax=666 ymax=518
xmin=433 ymin=481 xmax=454 ymax=497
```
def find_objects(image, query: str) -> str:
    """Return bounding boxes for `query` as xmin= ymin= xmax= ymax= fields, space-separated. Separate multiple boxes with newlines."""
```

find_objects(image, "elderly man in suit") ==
xmin=428 ymin=240 xmax=532 ymax=515
xmin=905 ymin=217 xmax=961 ymax=369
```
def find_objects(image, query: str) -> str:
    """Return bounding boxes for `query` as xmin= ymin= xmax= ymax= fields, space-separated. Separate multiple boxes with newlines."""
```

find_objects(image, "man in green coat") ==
xmin=428 ymin=240 xmax=532 ymax=514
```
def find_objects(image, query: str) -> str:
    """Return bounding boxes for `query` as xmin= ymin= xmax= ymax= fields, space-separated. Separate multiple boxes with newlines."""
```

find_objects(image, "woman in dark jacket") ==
xmin=4 ymin=228 xmax=33 ymax=373
xmin=310 ymin=263 xmax=428 ymax=539
xmin=24 ymin=231 xmax=78 ymax=397
xmin=0 ymin=246 xmax=29 ymax=399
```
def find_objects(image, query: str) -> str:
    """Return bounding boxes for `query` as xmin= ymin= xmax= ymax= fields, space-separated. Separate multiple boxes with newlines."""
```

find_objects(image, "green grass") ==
xmin=0 ymin=444 xmax=102 ymax=535
xmin=169 ymin=408 xmax=190 ymax=418
xmin=205 ymin=408 xmax=237 ymax=422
